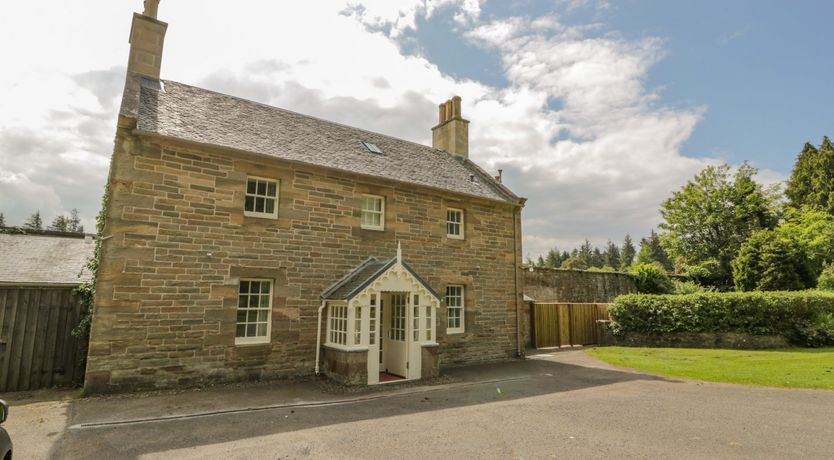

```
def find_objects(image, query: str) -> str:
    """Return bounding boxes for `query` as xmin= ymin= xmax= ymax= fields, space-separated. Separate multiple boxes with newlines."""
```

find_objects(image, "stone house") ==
xmin=85 ymin=2 xmax=526 ymax=393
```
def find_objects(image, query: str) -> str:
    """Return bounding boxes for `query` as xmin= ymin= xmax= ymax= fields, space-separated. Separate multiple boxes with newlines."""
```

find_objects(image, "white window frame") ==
xmin=244 ymin=176 xmax=279 ymax=219
xmin=235 ymin=278 xmax=273 ymax=345
xmin=360 ymin=194 xmax=385 ymax=231
xmin=446 ymin=208 xmax=464 ymax=239
xmin=328 ymin=304 xmax=349 ymax=346
xmin=446 ymin=285 xmax=465 ymax=334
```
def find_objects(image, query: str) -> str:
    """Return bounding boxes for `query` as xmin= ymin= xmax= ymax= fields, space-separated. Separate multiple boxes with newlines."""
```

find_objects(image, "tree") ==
xmin=819 ymin=264 xmax=834 ymax=291
xmin=577 ymin=239 xmax=592 ymax=266
xmin=536 ymin=255 xmax=546 ymax=267
xmin=621 ymin=234 xmax=636 ymax=269
xmin=68 ymin=208 xmax=84 ymax=233
xmin=630 ymin=263 xmax=674 ymax=294
xmin=545 ymin=248 xmax=561 ymax=268
xmin=605 ymin=240 xmax=621 ymax=270
xmin=659 ymin=163 xmax=779 ymax=288
xmin=23 ymin=211 xmax=43 ymax=230
xmin=590 ymin=248 xmax=604 ymax=268
xmin=786 ymin=137 xmax=834 ymax=213
xmin=0 ymin=212 xmax=4 ymax=227
xmin=636 ymin=230 xmax=673 ymax=271
xmin=560 ymin=256 xmax=589 ymax=270
xmin=732 ymin=229 xmax=815 ymax=292
xmin=49 ymin=215 xmax=69 ymax=232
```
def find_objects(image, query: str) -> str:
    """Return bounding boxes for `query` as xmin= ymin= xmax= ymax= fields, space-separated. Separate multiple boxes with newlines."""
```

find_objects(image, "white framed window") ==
xmin=235 ymin=279 xmax=272 ymax=345
xmin=360 ymin=194 xmax=385 ymax=230
xmin=328 ymin=304 xmax=348 ymax=346
xmin=244 ymin=176 xmax=279 ymax=218
xmin=446 ymin=208 xmax=464 ymax=239
xmin=446 ymin=285 xmax=464 ymax=334
xmin=425 ymin=305 xmax=432 ymax=341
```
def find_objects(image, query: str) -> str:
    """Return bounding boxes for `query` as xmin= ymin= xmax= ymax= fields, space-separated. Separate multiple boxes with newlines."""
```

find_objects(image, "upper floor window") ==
xmin=446 ymin=285 xmax=464 ymax=334
xmin=361 ymin=194 xmax=385 ymax=230
xmin=446 ymin=208 xmax=464 ymax=239
xmin=236 ymin=279 xmax=272 ymax=345
xmin=245 ymin=177 xmax=278 ymax=218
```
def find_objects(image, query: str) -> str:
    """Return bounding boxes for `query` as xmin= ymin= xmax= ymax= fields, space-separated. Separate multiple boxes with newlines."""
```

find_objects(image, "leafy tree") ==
xmin=0 ymin=212 xmax=4 ymax=227
xmin=605 ymin=240 xmax=621 ymax=270
xmin=68 ymin=208 xmax=84 ymax=233
xmin=629 ymin=263 xmax=674 ymax=294
xmin=560 ymin=256 xmax=589 ymax=270
xmin=23 ymin=211 xmax=43 ymax=230
xmin=732 ymin=229 xmax=815 ymax=292
xmin=636 ymin=230 xmax=673 ymax=271
xmin=659 ymin=163 xmax=779 ymax=288
xmin=776 ymin=208 xmax=834 ymax=275
xmin=621 ymin=234 xmax=636 ymax=269
xmin=819 ymin=265 xmax=834 ymax=291
xmin=786 ymin=137 xmax=834 ymax=213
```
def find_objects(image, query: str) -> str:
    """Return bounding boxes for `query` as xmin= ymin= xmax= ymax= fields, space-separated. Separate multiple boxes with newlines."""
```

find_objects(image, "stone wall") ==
xmin=524 ymin=268 xmax=636 ymax=303
xmin=85 ymin=128 xmax=525 ymax=393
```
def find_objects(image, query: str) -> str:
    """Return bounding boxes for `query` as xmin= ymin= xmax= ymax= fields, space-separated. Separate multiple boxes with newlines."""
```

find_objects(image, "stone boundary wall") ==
xmin=596 ymin=321 xmax=790 ymax=349
xmin=523 ymin=268 xmax=636 ymax=304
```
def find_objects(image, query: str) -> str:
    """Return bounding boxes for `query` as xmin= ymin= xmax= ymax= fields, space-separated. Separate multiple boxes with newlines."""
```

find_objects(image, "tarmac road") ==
xmin=6 ymin=350 xmax=834 ymax=459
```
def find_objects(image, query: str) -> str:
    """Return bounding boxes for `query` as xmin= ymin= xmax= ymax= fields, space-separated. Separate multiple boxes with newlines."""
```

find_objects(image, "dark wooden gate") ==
xmin=0 ymin=287 xmax=86 ymax=392
xmin=533 ymin=303 xmax=609 ymax=348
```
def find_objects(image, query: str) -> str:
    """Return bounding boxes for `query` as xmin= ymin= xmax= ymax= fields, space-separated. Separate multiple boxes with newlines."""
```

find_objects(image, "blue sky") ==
xmin=1 ymin=0 xmax=831 ymax=258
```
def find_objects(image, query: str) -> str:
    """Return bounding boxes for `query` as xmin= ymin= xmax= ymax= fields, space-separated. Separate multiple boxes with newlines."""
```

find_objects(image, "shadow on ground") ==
xmin=51 ymin=356 xmax=665 ymax=459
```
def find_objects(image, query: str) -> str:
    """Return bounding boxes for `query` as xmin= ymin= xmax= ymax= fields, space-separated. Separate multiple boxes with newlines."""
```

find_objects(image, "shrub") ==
xmin=629 ymin=263 xmax=674 ymax=294
xmin=560 ymin=257 xmax=589 ymax=270
xmin=819 ymin=265 xmax=834 ymax=291
xmin=672 ymin=280 xmax=713 ymax=295
xmin=733 ymin=229 xmax=816 ymax=292
xmin=608 ymin=291 xmax=834 ymax=347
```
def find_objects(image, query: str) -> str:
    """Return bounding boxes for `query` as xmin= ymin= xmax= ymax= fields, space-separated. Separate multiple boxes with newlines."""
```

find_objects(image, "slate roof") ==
xmin=321 ymin=257 xmax=440 ymax=301
xmin=129 ymin=78 xmax=520 ymax=203
xmin=0 ymin=232 xmax=95 ymax=286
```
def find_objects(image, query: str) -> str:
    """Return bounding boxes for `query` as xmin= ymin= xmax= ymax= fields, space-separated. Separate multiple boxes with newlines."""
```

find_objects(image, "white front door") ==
xmin=384 ymin=292 xmax=408 ymax=377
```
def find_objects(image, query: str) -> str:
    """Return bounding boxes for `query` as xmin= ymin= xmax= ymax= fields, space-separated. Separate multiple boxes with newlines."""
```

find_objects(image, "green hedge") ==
xmin=609 ymin=291 xmax=834 ymax=347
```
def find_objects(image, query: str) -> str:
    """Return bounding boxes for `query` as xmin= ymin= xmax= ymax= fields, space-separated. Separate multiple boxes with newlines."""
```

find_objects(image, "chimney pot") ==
xmin=143 ymin=0 xmax=160 ymax=18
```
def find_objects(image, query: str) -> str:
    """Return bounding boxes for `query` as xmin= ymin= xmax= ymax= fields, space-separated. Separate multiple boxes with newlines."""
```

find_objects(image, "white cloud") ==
xmin=0 ymin=1 xmax=769 ymax=259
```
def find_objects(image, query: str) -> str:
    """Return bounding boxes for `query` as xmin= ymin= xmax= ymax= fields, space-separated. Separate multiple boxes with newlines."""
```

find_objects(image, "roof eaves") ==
xmin=320 ymin=257 xmax=380 ymax=300
xmin=343 ymin=258 xmax=397 ymax=301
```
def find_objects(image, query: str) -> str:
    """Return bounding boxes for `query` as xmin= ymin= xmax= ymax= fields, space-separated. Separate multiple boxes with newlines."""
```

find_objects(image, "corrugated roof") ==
xmin=0 ymin=233 xmax=94 ymax=286
xmin=132 ymin=79 xmax=519 ymax=203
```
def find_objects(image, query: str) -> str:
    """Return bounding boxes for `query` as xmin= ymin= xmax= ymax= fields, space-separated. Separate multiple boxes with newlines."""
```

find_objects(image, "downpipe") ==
xmin=315 ymin=300 xmax=326 ymax=375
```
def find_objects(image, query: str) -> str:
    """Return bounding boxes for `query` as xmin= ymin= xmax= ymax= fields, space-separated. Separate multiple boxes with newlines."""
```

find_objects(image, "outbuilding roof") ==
xmin=129 ymin=78 xmax=520 ymax=204
xmin=0 ymin=232 xmax=95 ymax=286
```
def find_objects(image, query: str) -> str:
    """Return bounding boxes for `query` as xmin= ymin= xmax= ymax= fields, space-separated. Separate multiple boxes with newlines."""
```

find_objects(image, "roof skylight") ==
xmin=362 ymin=141 xmax=383 ymax=154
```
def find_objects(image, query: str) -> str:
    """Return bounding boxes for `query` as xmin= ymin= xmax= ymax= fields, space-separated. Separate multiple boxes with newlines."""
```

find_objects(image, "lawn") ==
xmin=586 ymin=347 xmax=834 ymax=389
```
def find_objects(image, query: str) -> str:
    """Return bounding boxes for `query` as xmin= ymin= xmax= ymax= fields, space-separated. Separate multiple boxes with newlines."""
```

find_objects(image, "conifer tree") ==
xmin=0 ymin=212 xmax=5 ymax=227
xmin=605 ymin=240 xmax=621 ymax=269
xmin=68 ymin=208 xmax=84 ymax=233
xmin=23 ymin=211 xmax=43 ymax=230
xmin=621 ymin=234 xmax=636 ymax=269
xmin=636 ymin=230 xmax=673 ymax=271
xmin=49 ymin=215 xmax=69 ymax=232
xmin=786 ymin=137 xmax=834 ymax=213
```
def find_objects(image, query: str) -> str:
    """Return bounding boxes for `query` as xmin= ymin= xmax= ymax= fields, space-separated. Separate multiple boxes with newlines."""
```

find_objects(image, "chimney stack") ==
xmin=431 ymin=96 xmax=470 ymax=159
xmin=127 ymin=0 xmax=167 ymax=79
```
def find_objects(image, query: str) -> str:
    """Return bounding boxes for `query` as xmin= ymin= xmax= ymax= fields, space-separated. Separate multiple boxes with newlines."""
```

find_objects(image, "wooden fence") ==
xmin=0 ymin=287 xmax=86 ymax=392
xmin=532 ymin=303 xmax=610 ymax=348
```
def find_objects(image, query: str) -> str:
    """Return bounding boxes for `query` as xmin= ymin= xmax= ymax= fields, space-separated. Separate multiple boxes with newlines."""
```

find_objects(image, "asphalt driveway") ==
xmin=5 ymin=349 xmax=834 ymax=459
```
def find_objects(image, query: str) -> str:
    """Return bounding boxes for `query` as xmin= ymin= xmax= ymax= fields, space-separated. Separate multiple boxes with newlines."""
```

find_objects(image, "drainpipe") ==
xmin=315 ymin=300 xmax=326 ymax=375
xmin=513 ymin=205 xmax=523 ymax=358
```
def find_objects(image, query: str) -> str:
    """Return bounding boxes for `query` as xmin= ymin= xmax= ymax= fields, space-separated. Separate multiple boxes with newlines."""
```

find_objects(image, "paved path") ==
xmin=5 ymin=350 xmax=834 ymax=459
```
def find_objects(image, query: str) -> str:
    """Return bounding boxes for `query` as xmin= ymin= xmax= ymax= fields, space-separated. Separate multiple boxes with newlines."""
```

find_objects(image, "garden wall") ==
xmin=524 ymin=268 xmax=636 ymax=303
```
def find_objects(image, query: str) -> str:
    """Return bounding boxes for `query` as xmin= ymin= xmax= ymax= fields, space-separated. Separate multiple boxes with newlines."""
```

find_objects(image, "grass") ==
xmin=585 ymin=347 xmax=834 ymax=390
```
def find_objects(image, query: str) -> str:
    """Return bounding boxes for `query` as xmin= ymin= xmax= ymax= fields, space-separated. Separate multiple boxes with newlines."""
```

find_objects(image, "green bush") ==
xmin=608 ymin=291 xmax=834 ymax=347
xmin=629 ymin=263 xmax=674 ymax=294
xmin=819 ymin=265 xmax=834 ymax=291
xmin=732 ymin=229 xmax=816 ymax=292
xmin=672 ymin=280 xmax=713 ymax=295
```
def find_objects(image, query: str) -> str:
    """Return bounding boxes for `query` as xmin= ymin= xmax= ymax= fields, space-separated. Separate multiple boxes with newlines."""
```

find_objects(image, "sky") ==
xmin=0 ymin=0 xmax=832 ymax=259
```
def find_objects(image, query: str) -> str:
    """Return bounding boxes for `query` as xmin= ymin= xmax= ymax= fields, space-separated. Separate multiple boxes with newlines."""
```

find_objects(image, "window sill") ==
xmin=446 ymin=329 xmax=465 ymax=335
xmin=244 ymin=211 xmax=278 ymax=220
xmin=360 ymin=226 xmax=385 ymax=232
xmin=235 ymin=337 xmax=271 ymax=346
xmin=446 ymin=235 xmax=465 ymax=240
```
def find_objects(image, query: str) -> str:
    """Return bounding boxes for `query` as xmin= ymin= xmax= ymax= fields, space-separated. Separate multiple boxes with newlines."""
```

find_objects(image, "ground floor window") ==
xmin=446 ymin=285 xmax=464 ymax=334
xmin=236 ymin=279 xmax=272 ymax=345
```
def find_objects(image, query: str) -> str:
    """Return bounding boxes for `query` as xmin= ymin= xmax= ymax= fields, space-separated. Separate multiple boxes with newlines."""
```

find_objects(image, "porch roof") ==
xmin=321 ymin=257 xmax=440 ymax=301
